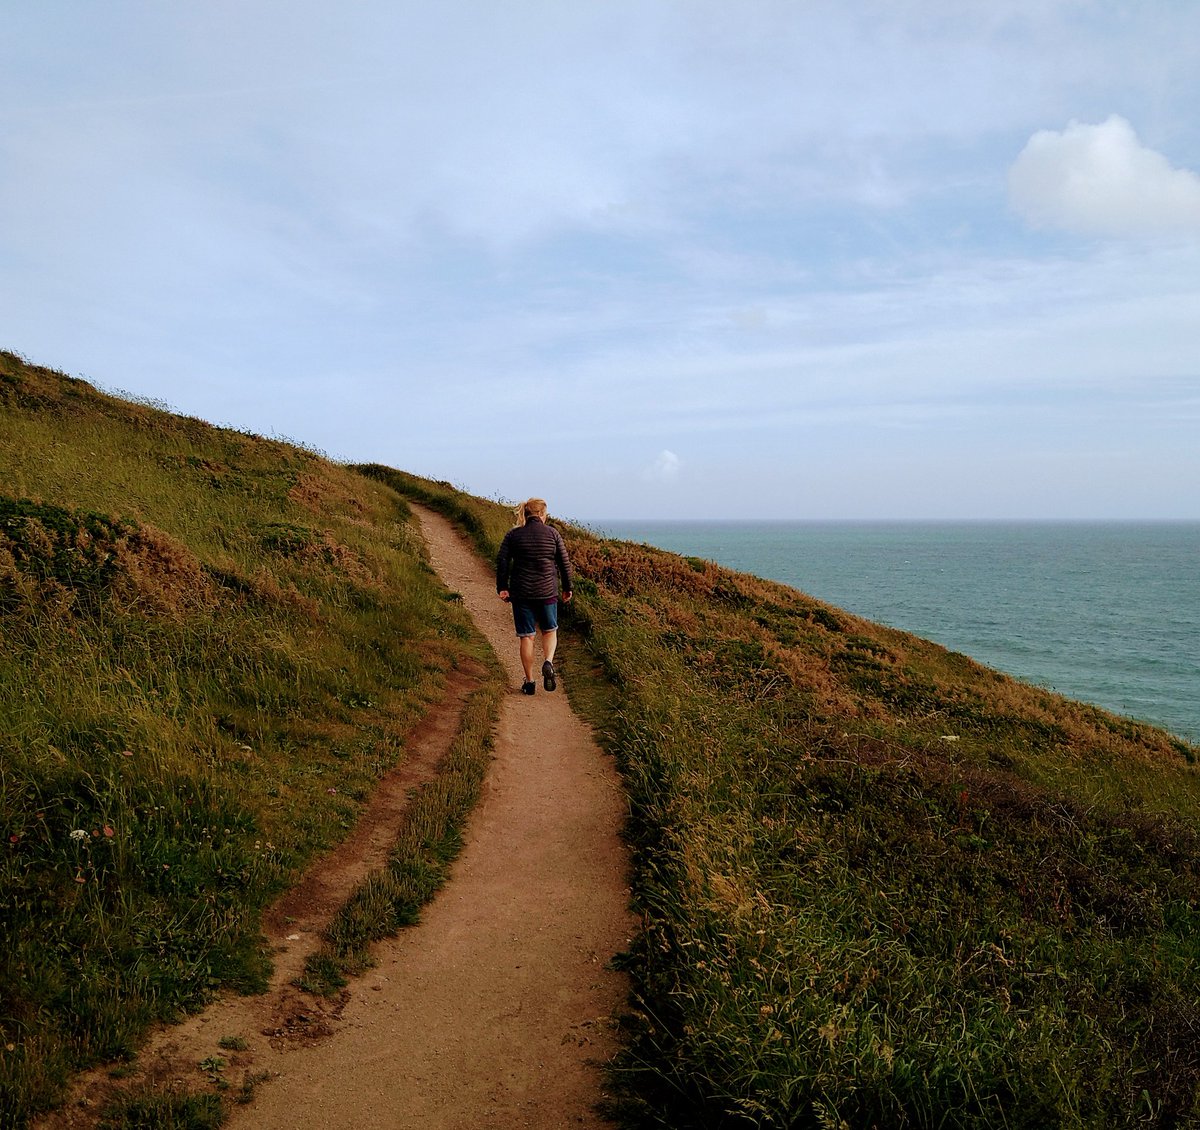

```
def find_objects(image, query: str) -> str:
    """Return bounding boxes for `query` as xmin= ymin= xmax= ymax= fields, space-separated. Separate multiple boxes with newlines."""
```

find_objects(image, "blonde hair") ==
xmin=513 ymin=497 xmax=548 ymax=526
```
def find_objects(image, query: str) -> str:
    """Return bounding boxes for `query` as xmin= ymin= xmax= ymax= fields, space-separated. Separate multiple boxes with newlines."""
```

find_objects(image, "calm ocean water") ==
xmin=593 ymin=521 xmax=1200 ymax=745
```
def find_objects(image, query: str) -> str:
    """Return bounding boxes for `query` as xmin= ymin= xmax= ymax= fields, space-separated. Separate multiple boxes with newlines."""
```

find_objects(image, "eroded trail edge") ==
xmin=36 ymin=663 xmax=482 ymax=1130
xmin=224 ymin=503 xmax=633 ymax=1129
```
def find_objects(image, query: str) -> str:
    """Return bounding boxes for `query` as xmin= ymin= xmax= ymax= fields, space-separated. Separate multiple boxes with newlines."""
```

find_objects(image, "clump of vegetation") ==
xmin=96 ymin=1088 xmax=225 ymax=1130
xmin=0 ymin=352 xmax=493 ymax=1126
xmin=558 ymin=535 xmax=1200 ymax=1127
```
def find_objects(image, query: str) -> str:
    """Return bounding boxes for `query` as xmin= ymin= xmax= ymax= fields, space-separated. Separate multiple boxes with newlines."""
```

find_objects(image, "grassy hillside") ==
xmin=6 ymin=352 xmax=1200 ymax=1129
xmin=0 ymin=353 xmax=498 ymax=1125
xmin=407 ymin=483 xmax=1200 ymax=1127
xmin=569 ymin=541 xmax=1200 ymax=1127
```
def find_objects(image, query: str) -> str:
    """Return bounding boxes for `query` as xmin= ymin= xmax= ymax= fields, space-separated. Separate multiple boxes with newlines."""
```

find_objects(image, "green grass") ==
xmin=97 ymin=1089 xmax=226 ymax=1130
xmin=0 ymin=353 xmax=494 ymax=1125
xmin=554 ymin=535 xmax=1200 ymax=1127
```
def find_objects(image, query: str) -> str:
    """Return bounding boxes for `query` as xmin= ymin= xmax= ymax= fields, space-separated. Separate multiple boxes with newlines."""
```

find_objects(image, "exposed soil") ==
xmin=36 ymin=504 xmax=633 ymax=1129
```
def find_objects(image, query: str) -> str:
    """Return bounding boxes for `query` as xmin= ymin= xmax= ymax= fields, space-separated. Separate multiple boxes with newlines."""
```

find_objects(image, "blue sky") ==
xmin=3 ymin=1 xmax=1199 ymax=519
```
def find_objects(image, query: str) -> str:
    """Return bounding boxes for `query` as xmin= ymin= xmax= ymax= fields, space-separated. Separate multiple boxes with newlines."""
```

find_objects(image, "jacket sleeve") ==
xmin=554 ymin=529 xmax=574 ymax=593
xmin=496 ymin=531 xmax=512 ymax=592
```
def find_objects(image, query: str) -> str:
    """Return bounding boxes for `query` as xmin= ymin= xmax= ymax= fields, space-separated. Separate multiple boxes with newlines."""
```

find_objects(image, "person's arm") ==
xmin=496 ymin=532 xmax=512 ymax=599
xmin=555 ymin=529 xmax=574 ymax=602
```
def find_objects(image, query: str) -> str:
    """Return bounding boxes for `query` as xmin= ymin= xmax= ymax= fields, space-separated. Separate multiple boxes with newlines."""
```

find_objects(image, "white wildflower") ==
xmin=69 ymin=829 xmax=88 ymax=842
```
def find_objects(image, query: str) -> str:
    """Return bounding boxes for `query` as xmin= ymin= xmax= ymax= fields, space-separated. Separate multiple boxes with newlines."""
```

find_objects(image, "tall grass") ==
xmin=0 ymin=353 xmax=490 ymax=1125
xmin=557 ymin=532 xmax=1200 ymax=1126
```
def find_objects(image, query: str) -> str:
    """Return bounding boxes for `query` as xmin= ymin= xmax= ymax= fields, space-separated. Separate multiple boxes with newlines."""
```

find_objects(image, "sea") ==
xmin=592 ymin=520 xmax=1200 ymax=746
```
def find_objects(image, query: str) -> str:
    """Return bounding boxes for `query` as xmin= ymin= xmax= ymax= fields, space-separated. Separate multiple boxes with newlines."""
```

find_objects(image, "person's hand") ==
xmin=562 ymin=590 xmax=573 ymax=603
xmin=498 ymin=589 xmax=510 ymax=602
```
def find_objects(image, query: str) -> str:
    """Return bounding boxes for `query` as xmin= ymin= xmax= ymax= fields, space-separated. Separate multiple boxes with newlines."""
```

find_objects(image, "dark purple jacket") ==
xmin=496 ymin=519 xmax=574 ymax=603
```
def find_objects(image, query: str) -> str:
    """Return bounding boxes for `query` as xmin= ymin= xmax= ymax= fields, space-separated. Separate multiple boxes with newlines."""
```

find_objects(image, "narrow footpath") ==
xmin=226 ymin=503 xmax=634 ymax=1128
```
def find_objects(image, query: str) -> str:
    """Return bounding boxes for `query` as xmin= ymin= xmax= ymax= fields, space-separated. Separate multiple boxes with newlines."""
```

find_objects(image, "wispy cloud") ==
xmin=642 ymin=450 xmax=682 ymax=483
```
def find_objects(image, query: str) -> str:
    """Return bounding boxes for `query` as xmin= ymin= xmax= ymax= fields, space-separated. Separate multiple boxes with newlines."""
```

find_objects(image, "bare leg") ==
xmin=540 ymin=629 xmax=559 ymax=691
xmin=519 ymin=636 xmax=536 ymax=683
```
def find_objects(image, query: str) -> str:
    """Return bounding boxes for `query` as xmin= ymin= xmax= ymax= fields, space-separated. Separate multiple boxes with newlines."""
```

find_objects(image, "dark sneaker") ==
xmin=542 ymin=660 xmax=557 ymax=692
xmin=521 ymin=680 xmax=536 ymax=695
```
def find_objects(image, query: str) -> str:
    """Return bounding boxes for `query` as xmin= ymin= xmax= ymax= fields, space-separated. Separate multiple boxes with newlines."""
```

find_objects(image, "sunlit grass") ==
xmin=557 ymin=530 xmax=1200 ymax=1126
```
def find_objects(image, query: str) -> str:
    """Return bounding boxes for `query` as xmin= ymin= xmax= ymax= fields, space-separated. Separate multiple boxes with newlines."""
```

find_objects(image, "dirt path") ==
xmin=221 ymin=503 xmax=633 ymax=1128
xmin=36 ymin=504 xmax=632 ymax=1130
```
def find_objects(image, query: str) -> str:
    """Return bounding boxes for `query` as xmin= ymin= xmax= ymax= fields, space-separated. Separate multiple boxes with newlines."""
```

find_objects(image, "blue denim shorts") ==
xmin=512 ymin=599 xmax=558 ymax=638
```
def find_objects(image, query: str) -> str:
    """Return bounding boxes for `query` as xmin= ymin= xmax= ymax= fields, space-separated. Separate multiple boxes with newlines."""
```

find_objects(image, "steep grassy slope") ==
xmin=568 ymin=539 xmax=1200 ymax=1128
xmin=0 ymin=353 xmax=494 ymax=1125
xmin=398 ymin=481 xmax=1200 ymax=1128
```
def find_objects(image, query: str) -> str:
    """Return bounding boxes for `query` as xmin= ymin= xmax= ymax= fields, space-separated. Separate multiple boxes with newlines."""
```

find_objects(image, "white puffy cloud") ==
xmin=642 ymin=450 xmax=682 ymax=482
xmin=1009 ymin=115 xmax=1200 ymax=237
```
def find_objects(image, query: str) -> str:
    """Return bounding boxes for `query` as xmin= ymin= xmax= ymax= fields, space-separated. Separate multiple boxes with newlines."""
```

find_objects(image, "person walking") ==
xmin=496 ymin=498 xmax=574 ymax=695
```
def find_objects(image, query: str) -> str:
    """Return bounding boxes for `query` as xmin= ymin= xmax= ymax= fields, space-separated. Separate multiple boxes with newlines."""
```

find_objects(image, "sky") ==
xmin=3 ymin=1 xmax=1199 ymax=520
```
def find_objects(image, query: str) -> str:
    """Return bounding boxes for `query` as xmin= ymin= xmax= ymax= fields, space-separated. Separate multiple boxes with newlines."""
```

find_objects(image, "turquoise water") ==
xmin=593 ymin=521 xmax=1200 ymax=744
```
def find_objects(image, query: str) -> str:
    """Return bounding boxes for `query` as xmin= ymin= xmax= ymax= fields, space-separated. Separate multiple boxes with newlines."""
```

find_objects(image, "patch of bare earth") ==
xmin=38 ymin=504 xmax=633 ymax=1129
